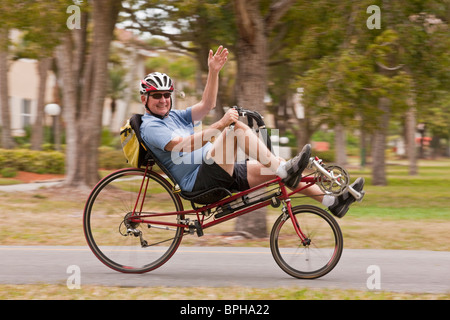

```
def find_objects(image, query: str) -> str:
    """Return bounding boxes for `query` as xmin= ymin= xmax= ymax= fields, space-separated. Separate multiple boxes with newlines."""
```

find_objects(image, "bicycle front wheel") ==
xmin=83 ymin=168 xmax=184 ymax=273
xmin=270 ymin=205 xmax=343 ymax=279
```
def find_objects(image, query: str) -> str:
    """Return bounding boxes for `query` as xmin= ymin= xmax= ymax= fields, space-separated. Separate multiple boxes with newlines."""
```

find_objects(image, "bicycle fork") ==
xmin=282 ymin=199 xmax=311 ymax=246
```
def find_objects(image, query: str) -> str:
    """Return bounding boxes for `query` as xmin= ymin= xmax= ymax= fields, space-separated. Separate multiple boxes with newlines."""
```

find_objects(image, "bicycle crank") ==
xmin=313 ymin=163 xmax=349 ymax=196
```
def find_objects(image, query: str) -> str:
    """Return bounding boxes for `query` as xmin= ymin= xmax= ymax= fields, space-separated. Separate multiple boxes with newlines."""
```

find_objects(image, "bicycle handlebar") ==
xmin=229 ymin=106 xmax=272 ymax=153
xmin=232 ymin=106 xmax=266 ymax=128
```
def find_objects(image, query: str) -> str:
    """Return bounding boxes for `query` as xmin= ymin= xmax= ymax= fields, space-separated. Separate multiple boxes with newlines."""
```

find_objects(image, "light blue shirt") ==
xmin=140 ymin=107 xmax=212 ymax=192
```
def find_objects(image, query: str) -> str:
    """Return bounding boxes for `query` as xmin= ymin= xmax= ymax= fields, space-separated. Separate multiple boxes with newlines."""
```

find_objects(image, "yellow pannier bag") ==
xmin=120 ymin=115 xmax=147 ymax=168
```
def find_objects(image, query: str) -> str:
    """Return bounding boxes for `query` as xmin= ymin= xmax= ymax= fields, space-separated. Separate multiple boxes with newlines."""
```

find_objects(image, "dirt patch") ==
xmin=8 ymin=171 xmax=65 ymax=183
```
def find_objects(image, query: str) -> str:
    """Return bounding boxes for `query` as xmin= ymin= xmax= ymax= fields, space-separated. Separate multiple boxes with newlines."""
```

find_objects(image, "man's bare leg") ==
xmin=246 ymin=161 xmax=324 ymax=202
xmin=207 ymin=121 xmax=282 ymax=176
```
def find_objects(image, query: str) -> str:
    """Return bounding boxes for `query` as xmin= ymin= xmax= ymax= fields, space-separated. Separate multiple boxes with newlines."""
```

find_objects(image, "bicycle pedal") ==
xmin=188 ymin=220 xmax=204 ymax=237
xmin=356 ymin=190 xmax=365 ymax=202
xmin=194 ymin=220 xmax=204 ymax=237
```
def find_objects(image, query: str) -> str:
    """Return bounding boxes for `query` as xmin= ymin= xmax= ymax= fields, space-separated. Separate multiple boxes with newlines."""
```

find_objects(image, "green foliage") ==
xmin=313 ymin=150 xmax=335 ymax=163
xmin=5 ymin=0 xmax=69 ymax=59
xmin=278 ymin=0 xmax=450 ymax=143
xmin=123 ymin=0 xmax=236 ymax=52
xmin=0 ymin=146 xmax=129 ymax=175
xmin=100 ymin=128 xmax=121 ymax=149
xmin=98 ymin=146 xmax=129 ymax=170
xmin=0 ymin=167 xmax=17 ymax=178
xmin=145 ymin=55 xmax=197 ymax=85
xmin=169 ymin=56 xmax=197 ymax=81
xmin=0 ymin=149 xmax=65 ymax=174
xmin=107 ymin=66 xmax=128 ymax=101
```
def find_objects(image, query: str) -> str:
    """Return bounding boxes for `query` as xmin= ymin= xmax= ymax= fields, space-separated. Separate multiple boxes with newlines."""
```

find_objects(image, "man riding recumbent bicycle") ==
xmin=83 ymin=47 xmax=365 ymax=279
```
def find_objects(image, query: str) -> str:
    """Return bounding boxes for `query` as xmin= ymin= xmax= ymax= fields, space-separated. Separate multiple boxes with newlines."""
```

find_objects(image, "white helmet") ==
xmin=139 ymin=72 xmax=174 ymax=95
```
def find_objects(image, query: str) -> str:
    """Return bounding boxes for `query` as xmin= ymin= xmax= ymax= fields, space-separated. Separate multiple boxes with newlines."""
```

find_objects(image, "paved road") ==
xmin=0 ymin=181 xmax=62 ymax=192
xmin=0 ymin=246 xmax=449 ymax=294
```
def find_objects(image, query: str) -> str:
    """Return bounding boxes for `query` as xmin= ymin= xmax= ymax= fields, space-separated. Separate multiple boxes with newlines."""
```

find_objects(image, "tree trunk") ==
xmin=232 ymin=0 xmax=296 ymax=238
xmin=372 ymin=32 xmax=399 ymax=186
xmin=334 ymin=124 xmax=347 ymax=165
xmin=56 ymin=34 xmax=81 ymax=186
xmin=232 ymin=0 xmax=269 ymax=238
xmin=56 ymin=1 xmax=122 ymax=189
xmin=0 ymin=27 xmax=15 ymax=149
xmin=359 ymin=125 xmax=368 ymax=169
xmin=405 ymin=106 xmax=418 ymax=175
xmin=293 ymin=117 xmax=312 ymax=152
xmin=372 ymin=97 xmax=390 ymax=186
xmin=274 ymin=97 xmax=288 ymax=136
xmin=31 ymin=57 xmax=52 ymax=150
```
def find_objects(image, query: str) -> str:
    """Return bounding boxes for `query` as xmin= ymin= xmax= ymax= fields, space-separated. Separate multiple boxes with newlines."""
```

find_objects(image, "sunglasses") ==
xmin=149 ymin=92 xmax=171 ymax=99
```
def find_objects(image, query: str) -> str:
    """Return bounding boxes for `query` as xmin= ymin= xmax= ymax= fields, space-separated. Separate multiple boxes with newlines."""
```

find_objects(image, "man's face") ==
xmin=141 ymin=91 xmax=171 ymax=117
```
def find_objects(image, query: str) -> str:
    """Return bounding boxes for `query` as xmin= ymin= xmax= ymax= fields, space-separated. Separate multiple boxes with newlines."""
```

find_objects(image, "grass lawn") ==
xmin=1 ymin=284 xmax=448 ymax=300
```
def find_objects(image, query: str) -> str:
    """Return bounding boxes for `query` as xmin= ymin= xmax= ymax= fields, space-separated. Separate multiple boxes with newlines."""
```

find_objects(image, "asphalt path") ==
xmin=0 ymin=181 xmax=62 ymax=192
xmin=0 ymin=245 xmax=449 ymax=294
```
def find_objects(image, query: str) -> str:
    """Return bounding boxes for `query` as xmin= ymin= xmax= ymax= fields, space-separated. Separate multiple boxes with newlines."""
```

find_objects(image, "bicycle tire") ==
xmin=83 ymin=168 xmax=184 ymax=273
xmin=270 ymin=205 xmax=343 ymax=279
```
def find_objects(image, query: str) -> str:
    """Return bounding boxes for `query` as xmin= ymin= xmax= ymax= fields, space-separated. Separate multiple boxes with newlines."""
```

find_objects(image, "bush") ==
xmin=0 ymin=146 xmax=130 ymax=175
xmin=98 ymin=146 xmax=129 ymax=169
xmin=0 ymin=167 xmax=18 ymax=178
xmin=0 ymin=149 xmax=65 ymax=174
xmin=101 ymin=128 xmax=121 ymax=149
xmin=312 ymin=149 xmax=335 ymax=163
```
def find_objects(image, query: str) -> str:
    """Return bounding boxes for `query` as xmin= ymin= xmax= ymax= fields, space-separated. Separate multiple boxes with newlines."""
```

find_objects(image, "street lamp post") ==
xmin=416 ymin=123 xmax=426 ymax=159
xmin=44 ymin=103 xmax=61 ymax=151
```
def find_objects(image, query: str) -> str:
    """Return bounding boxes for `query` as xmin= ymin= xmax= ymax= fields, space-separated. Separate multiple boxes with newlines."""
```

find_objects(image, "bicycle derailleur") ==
xmin=120 ymin=212 xmax=149 ymax=247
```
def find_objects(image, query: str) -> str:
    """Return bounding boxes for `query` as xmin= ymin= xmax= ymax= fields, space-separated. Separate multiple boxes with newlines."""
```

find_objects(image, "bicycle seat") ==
xmin=180 ymin=187 xmax=232 ymax=205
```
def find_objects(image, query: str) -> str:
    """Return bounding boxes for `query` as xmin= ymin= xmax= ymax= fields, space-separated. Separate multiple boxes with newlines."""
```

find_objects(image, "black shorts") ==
xmin=192 ymin=160 xmax=250 ymax=192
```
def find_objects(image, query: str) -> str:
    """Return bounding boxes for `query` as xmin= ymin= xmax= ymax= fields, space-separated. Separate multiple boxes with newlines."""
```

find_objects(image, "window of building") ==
xmin=21 ymin=98 xmax=32 ymax=128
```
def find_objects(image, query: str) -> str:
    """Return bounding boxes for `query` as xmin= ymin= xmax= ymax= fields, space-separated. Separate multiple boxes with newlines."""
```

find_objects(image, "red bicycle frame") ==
xmin=128 ymin=162 xmax=317 ymax=243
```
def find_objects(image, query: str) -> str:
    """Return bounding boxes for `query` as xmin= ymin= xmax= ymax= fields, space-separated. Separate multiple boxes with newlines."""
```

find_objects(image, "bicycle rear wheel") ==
xmin=83 ymin=168 xmax=184 ymax=273
xmin=270 ymin=205 xmax=343 ymax=279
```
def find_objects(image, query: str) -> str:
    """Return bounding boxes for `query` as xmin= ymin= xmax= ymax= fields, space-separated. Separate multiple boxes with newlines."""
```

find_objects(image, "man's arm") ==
xmin=164 ymin=108 xmax=238 ymax=152
xmin=191 ymin=46 xmax=228 ymax=122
